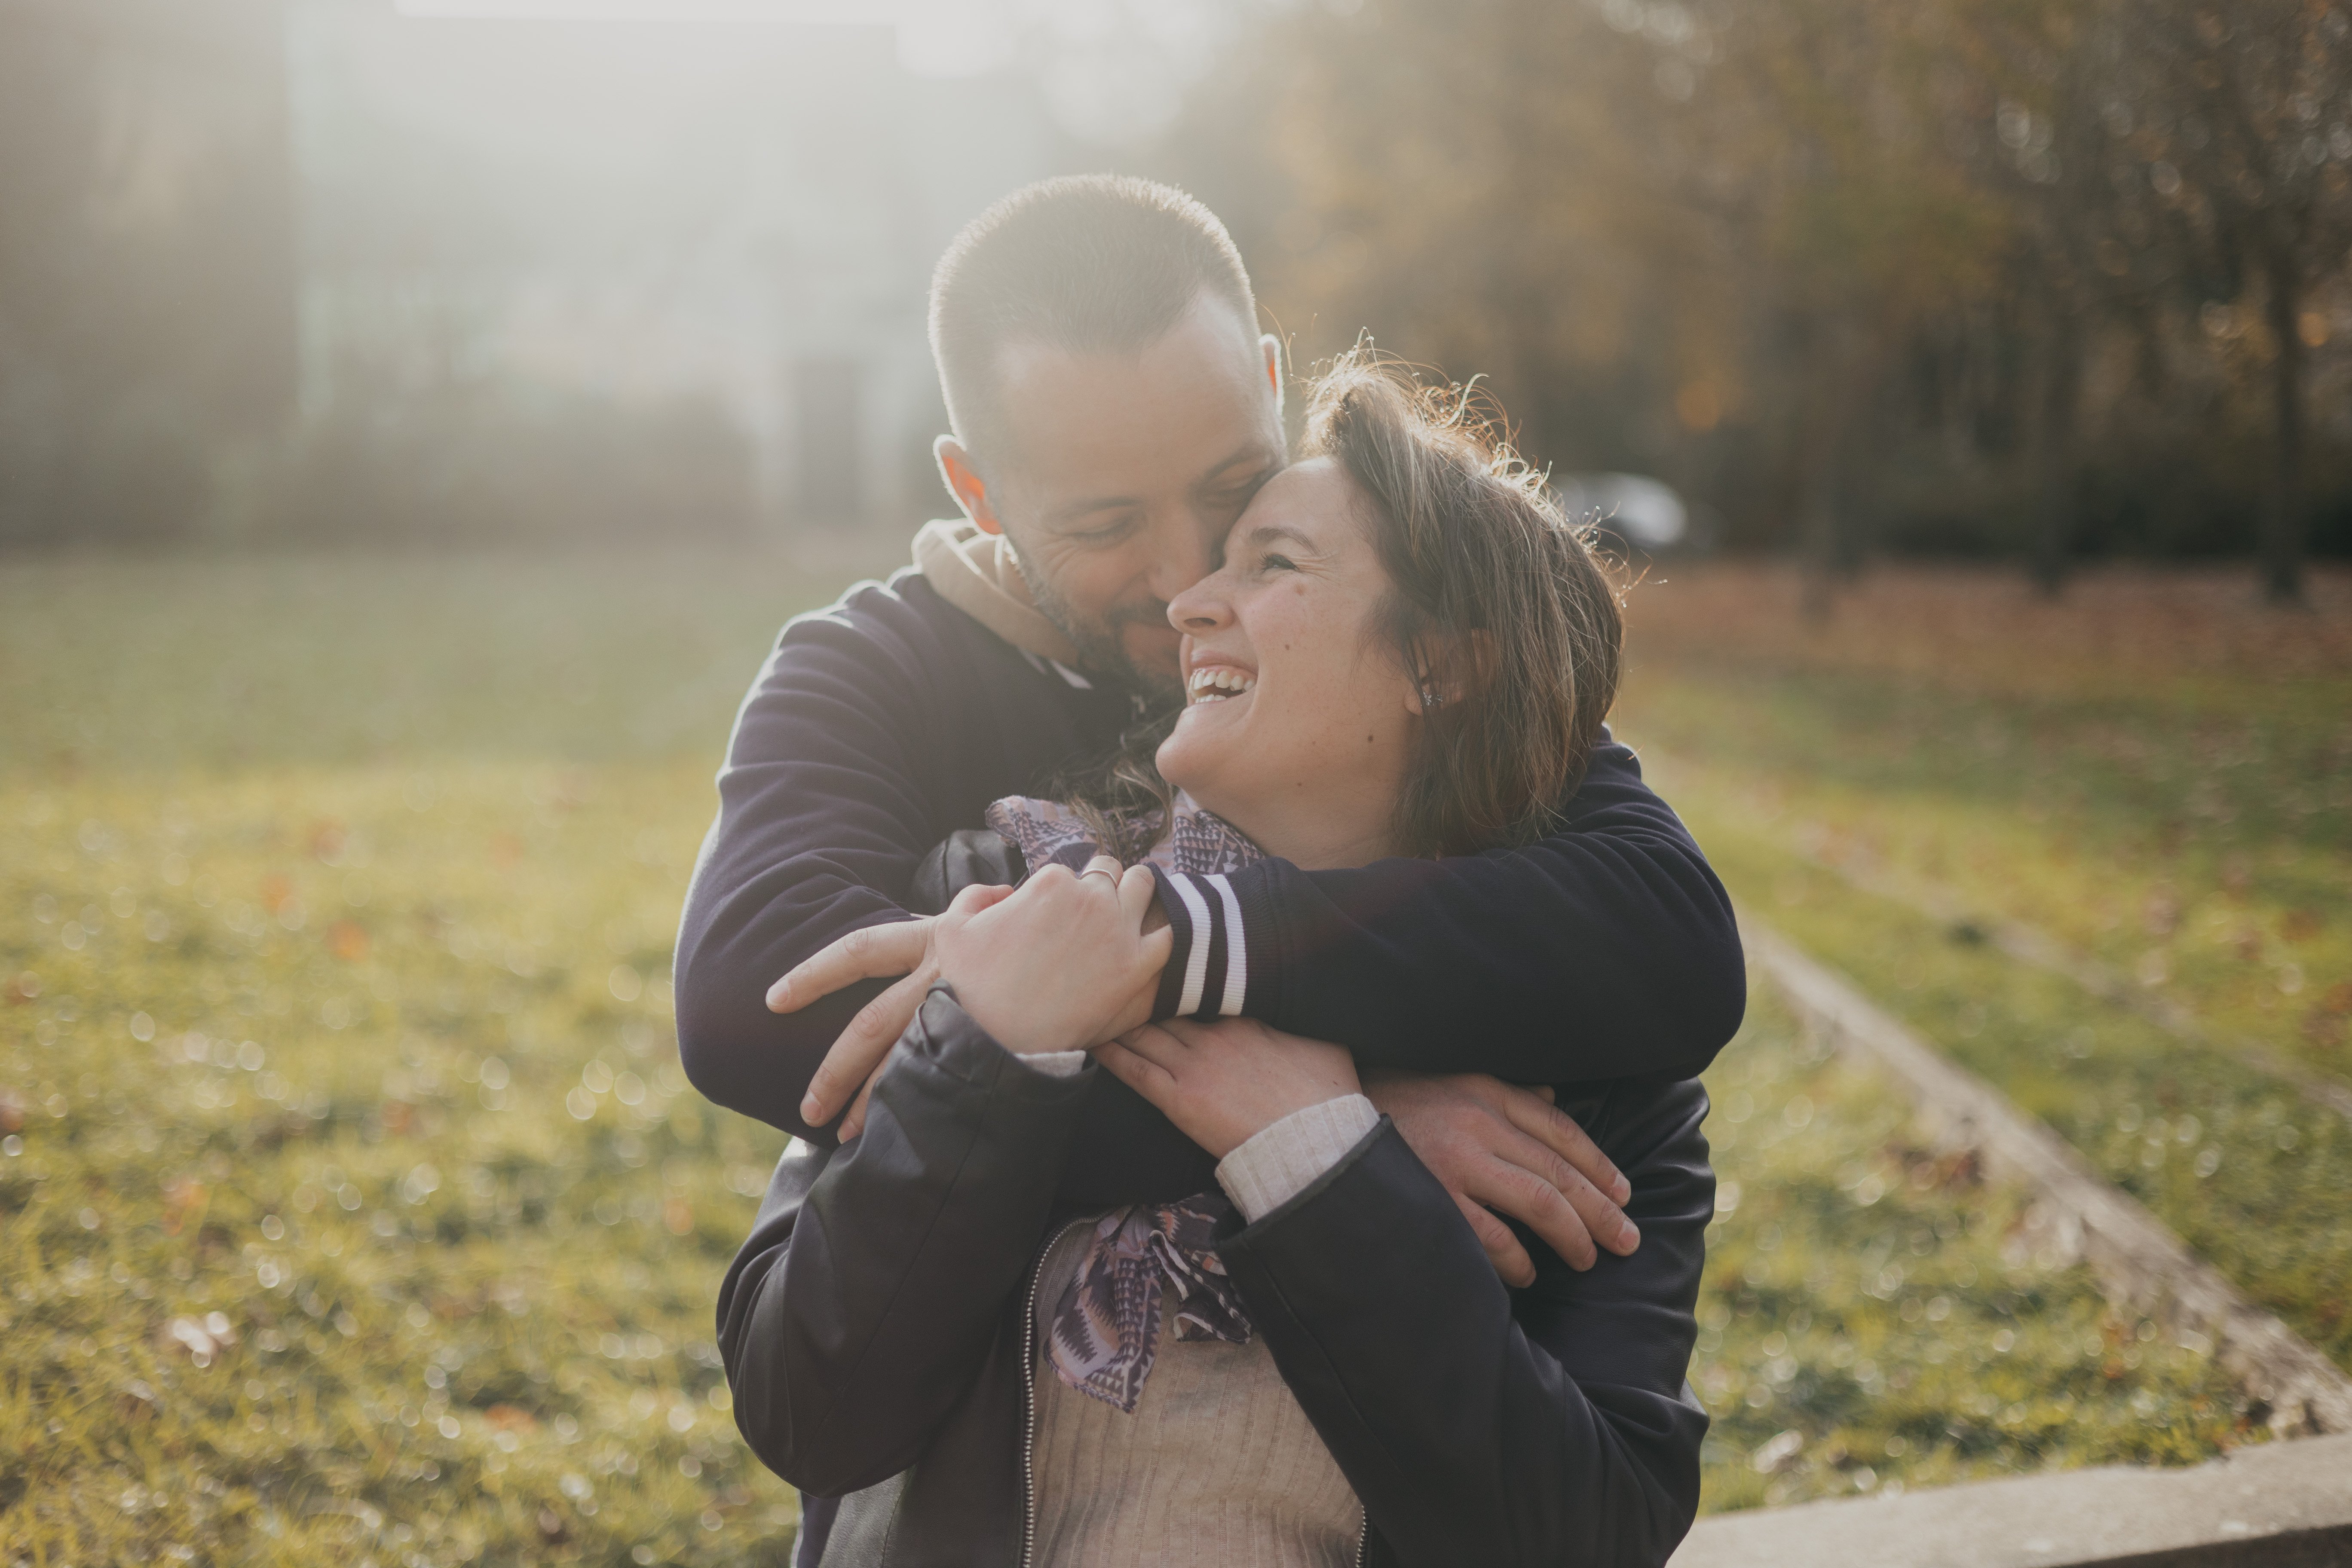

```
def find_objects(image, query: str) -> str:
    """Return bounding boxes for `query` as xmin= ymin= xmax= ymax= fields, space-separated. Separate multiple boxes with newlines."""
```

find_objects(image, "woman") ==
xmin=718 ymin=354 xmax=1716 ymax=1568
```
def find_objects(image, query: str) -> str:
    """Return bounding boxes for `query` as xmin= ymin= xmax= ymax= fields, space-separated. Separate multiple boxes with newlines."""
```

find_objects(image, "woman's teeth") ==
xmin=1186 ymin=666 xmax=1256 ymax=704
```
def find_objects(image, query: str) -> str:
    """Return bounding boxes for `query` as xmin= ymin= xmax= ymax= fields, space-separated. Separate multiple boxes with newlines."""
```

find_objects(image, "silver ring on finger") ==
xmin=1080 ymin=854 xmax=1123 ymax=884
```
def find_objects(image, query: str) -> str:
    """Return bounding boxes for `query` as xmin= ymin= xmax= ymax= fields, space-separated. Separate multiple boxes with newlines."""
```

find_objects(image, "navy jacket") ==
xmin=674 ymin=567 xmax=1745 ymax=1150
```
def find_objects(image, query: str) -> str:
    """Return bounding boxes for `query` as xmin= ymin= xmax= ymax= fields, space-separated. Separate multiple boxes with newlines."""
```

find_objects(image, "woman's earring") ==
xmin=1420 ymin=685 xmax=1446 ymax=710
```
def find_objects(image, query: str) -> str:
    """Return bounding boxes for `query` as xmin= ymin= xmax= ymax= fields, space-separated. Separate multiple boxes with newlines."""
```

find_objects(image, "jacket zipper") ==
xmin=1020 ymin=1218 xmax=1089 ymax=1568
xmin=1354 ymin=1511 xmax=1369 ymax=1567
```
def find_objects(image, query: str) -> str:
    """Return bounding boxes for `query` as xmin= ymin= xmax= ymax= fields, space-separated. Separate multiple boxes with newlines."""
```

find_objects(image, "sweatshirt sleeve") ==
xmin=673 ymin=582 xmax=955 ymax=1141
xmin=1146 ymin=733 xmax=1746 ymax=1083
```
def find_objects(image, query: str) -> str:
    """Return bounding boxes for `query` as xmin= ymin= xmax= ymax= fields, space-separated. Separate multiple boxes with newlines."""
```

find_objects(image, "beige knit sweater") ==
xmin=1019 ymin=1085 xmax=1378 ymax=1568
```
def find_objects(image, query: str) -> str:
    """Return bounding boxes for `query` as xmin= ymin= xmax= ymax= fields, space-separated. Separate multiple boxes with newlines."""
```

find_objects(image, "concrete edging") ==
xmin=1742 ymin=916 xmax=2352 ymax=1436
xmin=1668 ymin=1429 xmax=2352 ymax=1568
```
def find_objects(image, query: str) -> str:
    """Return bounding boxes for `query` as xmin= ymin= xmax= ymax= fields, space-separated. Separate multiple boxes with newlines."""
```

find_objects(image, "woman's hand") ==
xmin=1095 ymin=1017 xmax=1363 ymax=1160
xmin=935 ymin=859 xmax=1171 ymax=1055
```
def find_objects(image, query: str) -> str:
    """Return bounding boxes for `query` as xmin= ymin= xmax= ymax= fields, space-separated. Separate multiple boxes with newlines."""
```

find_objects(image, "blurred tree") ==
xmin=0 ymin=0 xmax=298 ymax=545
xmin=1668 ymin=0 xmax=2011 ymax=612
xmin=1163 ymin=0 xmax=1728 ymax=490
xmin=2108 ymin=0 xmax=2352 ymax=601
xmin=1150 ymin=0 xmax=2352 ymax=590
xmin=1173 ymin=0 xmax=2008 ymax=606
xmin=1930 ymin=0 xmax=2132 ymax=595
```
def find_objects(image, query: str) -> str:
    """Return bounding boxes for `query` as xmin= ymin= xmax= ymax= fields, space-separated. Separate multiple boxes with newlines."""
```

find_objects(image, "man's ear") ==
xmin=1259 ymin=333 xmax=1285 ymax=424
xmin=934 ymin=436 xmax=1003 ymax=536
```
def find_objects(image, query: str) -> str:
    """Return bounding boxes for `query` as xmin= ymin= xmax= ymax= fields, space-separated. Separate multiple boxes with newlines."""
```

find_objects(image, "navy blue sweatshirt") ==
xmin=674 ymin=567 xmax=1745 ymax=1161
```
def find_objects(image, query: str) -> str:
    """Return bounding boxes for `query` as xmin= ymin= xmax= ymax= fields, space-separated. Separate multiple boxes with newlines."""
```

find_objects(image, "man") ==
xmin=675 ymin=174 xmax=1743 ymax=1279
xmin=682 ymin=173 xmax=1741 ymax=1568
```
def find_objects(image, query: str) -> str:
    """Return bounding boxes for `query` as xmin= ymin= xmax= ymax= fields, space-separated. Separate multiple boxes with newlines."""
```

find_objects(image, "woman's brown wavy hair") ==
xmin=1066 ymin=345 xmax=1623 ymax=860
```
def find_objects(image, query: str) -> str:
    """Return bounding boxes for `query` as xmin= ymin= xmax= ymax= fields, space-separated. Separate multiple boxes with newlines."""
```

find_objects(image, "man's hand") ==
xmin=1363 ymin=1069 xmax=1638 ymax=1286
xmin=768 ymin=882 xmax=1018 ymax=1138
xmin=1096 ymin=1017 xmax=1362 ymax=1159
xmin=772 ymin=861 xmax=1169 ymax=1138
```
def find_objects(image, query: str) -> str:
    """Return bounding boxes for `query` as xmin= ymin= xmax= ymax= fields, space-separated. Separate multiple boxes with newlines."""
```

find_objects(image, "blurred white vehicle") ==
xmin=1550 ymin=472 xmax=1695 ymax=553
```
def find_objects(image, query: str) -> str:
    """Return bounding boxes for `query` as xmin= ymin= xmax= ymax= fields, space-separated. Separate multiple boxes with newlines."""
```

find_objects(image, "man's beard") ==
xmin=1006 ymin=540 xmax=1183 ymax=702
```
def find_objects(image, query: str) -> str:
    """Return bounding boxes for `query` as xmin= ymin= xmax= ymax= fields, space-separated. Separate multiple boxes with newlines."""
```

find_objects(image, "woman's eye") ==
xmin=1260 ymin=554 xmax=1297 ymax=573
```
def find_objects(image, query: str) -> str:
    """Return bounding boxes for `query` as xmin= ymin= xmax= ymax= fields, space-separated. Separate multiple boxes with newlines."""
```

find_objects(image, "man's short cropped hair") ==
xmin=928 ymin=175 xmax=1260 ymax=470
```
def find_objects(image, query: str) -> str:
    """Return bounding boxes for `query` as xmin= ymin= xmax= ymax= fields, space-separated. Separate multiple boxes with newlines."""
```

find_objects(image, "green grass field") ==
xmin=0 ymin=554 xmax=2307 ymax=1562
xmin=1616 ymin=564 xmax=2352 ymax=1374
xmin=1 ymin=556 xmax=823 ymax=1565
xmin=1691 ymin=989 xmax=2249 ymax=1512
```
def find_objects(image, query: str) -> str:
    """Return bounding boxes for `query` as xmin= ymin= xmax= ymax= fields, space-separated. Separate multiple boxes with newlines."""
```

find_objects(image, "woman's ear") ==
xmin=934 ymin=436 xmax=1003 ymax=536
xmin=1404 ymin=631 xmax=1496 ymax=714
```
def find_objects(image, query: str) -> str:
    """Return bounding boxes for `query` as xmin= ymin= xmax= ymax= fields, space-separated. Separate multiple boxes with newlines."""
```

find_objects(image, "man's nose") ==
xmin=1143 ymin=519 xmax=1214 ymax=603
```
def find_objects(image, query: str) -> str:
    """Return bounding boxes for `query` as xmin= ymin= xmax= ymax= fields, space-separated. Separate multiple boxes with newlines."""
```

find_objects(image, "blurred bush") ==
xmin=215 ymin=384 xmax=754 ymax=550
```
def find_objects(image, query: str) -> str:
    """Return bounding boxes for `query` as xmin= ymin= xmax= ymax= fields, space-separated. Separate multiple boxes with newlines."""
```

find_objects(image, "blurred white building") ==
xmin=288 ymin=0 xmax=1058 ymax=533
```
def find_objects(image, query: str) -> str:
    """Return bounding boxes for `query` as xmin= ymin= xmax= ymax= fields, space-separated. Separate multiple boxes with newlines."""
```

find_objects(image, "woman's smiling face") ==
xmin=1155 ymin=458 xmax=1423 ymax=870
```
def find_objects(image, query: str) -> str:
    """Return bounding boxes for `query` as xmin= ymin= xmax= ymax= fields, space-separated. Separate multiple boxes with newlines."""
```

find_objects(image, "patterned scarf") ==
xmin=982 ymin=791 xmax=1262 ymax=882
xmin=984 ymin=792 xmax=1265 ymax=1414
xmin=1044 ymin=1197 xmax=1254 ymax=1414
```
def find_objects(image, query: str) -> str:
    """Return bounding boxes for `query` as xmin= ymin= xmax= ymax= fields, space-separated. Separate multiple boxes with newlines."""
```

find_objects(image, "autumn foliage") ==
xmin=1159 ymin=0 xmax=2352 ymax=596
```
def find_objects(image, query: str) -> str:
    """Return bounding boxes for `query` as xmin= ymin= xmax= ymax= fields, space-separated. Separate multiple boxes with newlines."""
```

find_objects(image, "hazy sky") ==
xmin=387 ymin=0 xmax=1233 ymax=113
xmin=297 ymin=0 xmax=1238 ymax=450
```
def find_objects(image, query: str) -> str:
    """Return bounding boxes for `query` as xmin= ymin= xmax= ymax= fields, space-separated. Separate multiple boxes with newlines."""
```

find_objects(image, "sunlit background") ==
xmin=2 ymin=2 xmax=2348 ymax=1564
xmin=1 ymin=0 xmax=1260 ymax=551
xmin=7 ymin=0 xmax=2351 ymax=575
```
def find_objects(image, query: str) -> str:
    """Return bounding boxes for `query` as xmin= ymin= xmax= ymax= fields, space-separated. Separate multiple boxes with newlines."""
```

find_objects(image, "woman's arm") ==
xmin=720 ymin=867 xmax=1168 ymax=1492
xmin=717 ymin=986 xmax=1095 ymax=1495
xmin=1220 ymin=1082 xmax=1712 ymax=1568
xmin=1099 ymin=1024 xmax=1712 ymax=1568
xmin=1146 ymin=734 xmax=1748 ymax=1082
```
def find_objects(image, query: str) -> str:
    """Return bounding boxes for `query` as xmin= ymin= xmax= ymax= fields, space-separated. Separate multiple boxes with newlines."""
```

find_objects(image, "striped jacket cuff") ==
xmin=1147 ymin=864 xmax=1267 ymax=1020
